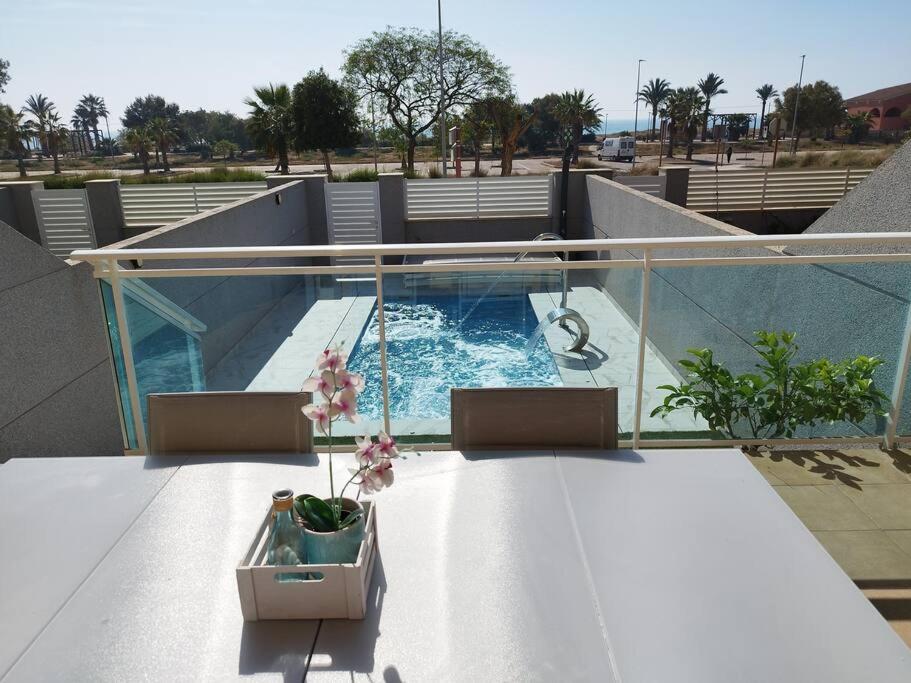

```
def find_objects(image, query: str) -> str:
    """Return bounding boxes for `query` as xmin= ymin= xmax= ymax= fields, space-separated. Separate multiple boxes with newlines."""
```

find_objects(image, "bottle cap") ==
xmin=272 ymin=488 xmax=294 ymax=512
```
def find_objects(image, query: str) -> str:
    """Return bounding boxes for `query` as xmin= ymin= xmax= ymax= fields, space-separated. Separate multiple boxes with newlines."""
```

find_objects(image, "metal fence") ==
xmin=120 ymin=182 xmax=267 ymax=229
xmin=615 ymin=175 xmax=667 ymax=199
xmin=686 ymin=168 xmax=873 ymax=212
xmin=405 ymin=176 xmax=553 ymax=220
xmin=72 ymin=232 xmax=911 ymax=455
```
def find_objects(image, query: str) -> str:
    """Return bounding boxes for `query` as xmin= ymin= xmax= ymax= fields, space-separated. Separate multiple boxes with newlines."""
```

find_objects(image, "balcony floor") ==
xmin=749 ymin=447 xmax=911 ymax=647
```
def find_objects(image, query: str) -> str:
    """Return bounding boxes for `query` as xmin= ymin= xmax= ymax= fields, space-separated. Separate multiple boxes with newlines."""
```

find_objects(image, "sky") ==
xmin=3 ymin=0 xmax=910 ymax=133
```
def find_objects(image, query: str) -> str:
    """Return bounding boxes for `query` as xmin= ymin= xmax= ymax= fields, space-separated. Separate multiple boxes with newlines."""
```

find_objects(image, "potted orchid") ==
xmin=296 ymin=345 xmax=400 ymax=564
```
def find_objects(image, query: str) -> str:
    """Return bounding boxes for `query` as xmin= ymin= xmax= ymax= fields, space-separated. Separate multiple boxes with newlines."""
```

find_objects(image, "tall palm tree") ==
xmin=638 ymin=78 xmax=671 ymax=142
xmin=45 ymin=112 xmax=68 ymax=174
xmin=1 ymin=105 xmax=30 ymax=177
xmin=23 ymin=93 xmax=54 ymax=155
xmin=148 ymin=117 xmax=179 ymax=172
xmin=73 ymin=103 xmax=94 ymax=151
xmin=661 ymin=87 xmax=706 ymax=160
xmin=554 ymin=89 xmax=601 ymax=164
xmin=245 ymin=83 xmax=293 ymax=174
xmin=755 ymin=84 xmax=778 ymax=139
xmin=123 ymin=126 xmax=153 ymax=175
xmin=697 ymin=73 xmax=727 ymax=142
xmin=78 ymin=94 xmax=105 ymax=147
xmin=69 ymin=114 xmax=86 ymax=155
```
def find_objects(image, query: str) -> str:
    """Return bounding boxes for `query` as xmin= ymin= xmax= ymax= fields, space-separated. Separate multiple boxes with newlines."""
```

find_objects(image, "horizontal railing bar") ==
xmin=70 ymin=232 xmax=911 ymax=262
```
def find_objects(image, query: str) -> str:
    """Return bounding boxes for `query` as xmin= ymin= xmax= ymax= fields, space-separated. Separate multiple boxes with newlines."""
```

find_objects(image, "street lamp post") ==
xmin=437 ymin=0 xmax=447 ymax=176
xmin=632 ymin=58 xmax=645 ymax=170
xmin=790 ymin=54 xmax=806 ymax=155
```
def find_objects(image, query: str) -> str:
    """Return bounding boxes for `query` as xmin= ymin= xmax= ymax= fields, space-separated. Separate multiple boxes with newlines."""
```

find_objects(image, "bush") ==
xmin=38 ymin=172 xmax=119 ymax=189
xmin=427 ymin=164 xmax=443 ymax=178
xmin=629 ymin=162 xmax=659 ymax=176
xmin=402 ymin=168 xmax=423 ymax=179
xmin=651 ymin=330 xmax=889 ymax=440
xmin=121 ymin=168 xmax=266 ymax=184
xmin=469 ymin=166 xmax=488 ymax=177
xmin=574 ymin=158 xmax=600 ymax=169
xmin=334 ymin=168 xmax=379 ymax=182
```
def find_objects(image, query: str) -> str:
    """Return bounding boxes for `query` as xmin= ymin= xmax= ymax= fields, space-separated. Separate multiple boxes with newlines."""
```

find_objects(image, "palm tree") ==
xmin=45 ymin=112 xmax=68 ymax=174
xmin=73 ymin=103 xmax=94 ymax=151
xmin=661 ymin=87 xmax=706 ymax=160
xmin=123 ymin=126 xmax=153 ymax=175
xmin=697 ymin=73 xmax=727 ymax=142
xmin=23 ymin=93 xmax=54 ymax=155
xmin=638 ymin=78 xmax=671 ymax=142
xmin=554 ymin=89 xmax=601 ymax=164
xmin=69 ymin=114 xmax=86 ymax=155
xmin=78 ymin=94 xmax=105 ymax=147
xmin=245 ymin=84 xmax=293 ymax=174
xmin=148 ymin=117 xmax=179 ymax=172
xmin=1 ymin=105 xmax=30 ymax=177
xmin=755 ymin=84 xmax=778 ymax=139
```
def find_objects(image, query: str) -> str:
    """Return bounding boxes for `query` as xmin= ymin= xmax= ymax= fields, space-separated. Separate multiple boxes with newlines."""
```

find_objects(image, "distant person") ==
xmin=726 ymin=145 xmax=733 ymax=164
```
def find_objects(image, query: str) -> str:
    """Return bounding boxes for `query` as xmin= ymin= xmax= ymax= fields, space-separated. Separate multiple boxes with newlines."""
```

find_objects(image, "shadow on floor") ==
xmin=753 ymin=449 xmax=884 ymax=490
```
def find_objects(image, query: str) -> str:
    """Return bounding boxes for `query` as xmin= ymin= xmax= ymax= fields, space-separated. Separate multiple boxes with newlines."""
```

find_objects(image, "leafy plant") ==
xmin=651 ymin=331 xmax=889 ymax=440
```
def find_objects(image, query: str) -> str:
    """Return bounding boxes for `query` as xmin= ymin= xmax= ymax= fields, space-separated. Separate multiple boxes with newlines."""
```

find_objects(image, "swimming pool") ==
xmin=348 ymin=294 xmax=562 ymax=421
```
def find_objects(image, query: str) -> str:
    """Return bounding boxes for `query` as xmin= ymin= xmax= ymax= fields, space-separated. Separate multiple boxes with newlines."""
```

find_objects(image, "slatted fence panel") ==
xmin=120 ymin=182 xmax=266 ymax=229
xmin=325 ymin=182 xmax=381 ymax=269
xmin=33 ymin=189 xmax=96 ymax=258
xmin=615 ymin=175 xmax=667 ymax=199
xmin=406 ymin=176 xmax=553 ymax=220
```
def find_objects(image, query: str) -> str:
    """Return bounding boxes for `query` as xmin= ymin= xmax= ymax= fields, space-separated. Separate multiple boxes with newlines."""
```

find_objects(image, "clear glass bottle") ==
xmin=267 ymin=489 xmax=307 ymax=582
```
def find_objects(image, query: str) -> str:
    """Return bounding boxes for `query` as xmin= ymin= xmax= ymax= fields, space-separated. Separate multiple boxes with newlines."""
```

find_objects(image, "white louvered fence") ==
xmin=405 ymin=176 xmax=553 ymax=220
xmin=32 ymin=189 xmax=96 ymax=258
xmin=686 ymin=168 xmax=873 ymax=212
xmin=120 ymin=182 xmax=267 ymax=229
xmin=615 ymin=175 xmax=667 ymax=199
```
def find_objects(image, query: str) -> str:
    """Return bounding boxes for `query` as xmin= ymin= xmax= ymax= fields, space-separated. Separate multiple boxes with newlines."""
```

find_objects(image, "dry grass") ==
xmin=775 ymin=148 xmax=895 ymax=169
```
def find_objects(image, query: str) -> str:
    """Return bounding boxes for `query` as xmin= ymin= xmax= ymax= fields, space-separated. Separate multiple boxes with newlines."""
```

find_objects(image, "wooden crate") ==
xmin=236 ymin=500 xmax=377 ymax=620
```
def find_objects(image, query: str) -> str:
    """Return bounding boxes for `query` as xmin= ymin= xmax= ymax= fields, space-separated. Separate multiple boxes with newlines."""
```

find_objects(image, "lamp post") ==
xmin=790 ymin=54 xmax=806 ymax=155
xmin=437 ymin=0 xmax=447 ymax=176
xmin=632 ymin=58 xmax=645 ymax=170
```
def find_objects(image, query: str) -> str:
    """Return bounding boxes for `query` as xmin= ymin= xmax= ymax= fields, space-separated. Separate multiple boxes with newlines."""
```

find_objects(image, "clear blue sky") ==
xmin=3 ymin=0 xmax=910 ymax=131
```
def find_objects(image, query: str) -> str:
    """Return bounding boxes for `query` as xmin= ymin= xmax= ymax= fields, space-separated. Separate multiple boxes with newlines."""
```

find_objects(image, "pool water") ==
xmin=348 ymin=294 xmax=562 ymax=421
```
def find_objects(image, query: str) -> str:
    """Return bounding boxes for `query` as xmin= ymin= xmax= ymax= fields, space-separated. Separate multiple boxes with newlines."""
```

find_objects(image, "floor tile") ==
xmin=885 ymin=531 xmax=911 ymax=557
xmin=840 ymin=485 xmax=911 ymax=530
xmin=775 ymin=485 xmax=877 ymax=531
xmin=813 ymin=531 xmax=911 ymax=581
xmin=862 ymin=588 xmax=911 ymax=648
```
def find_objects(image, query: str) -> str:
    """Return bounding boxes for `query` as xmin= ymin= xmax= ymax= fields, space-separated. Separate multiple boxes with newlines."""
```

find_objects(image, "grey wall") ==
xmin=84 ymin=179 xmax=126 ymax=247
xmin=0 ymin=181 xmax=42 ymax=244
xmin=405 ymin=216 xmax=555 ymax=243
xmin=111 ymin=181 xmax=312 ymax=379
xmin=582 ymin=176 xmax=906 ymax=438
xmin=0 ymin=222 xmax=123 ymax=460
xmin=0 ymin=189 xmax=15 ymax=229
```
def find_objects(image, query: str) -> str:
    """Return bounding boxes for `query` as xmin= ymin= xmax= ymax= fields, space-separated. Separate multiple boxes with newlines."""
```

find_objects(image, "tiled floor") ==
xmin=747 ymin=447 xmax=911 ymax=647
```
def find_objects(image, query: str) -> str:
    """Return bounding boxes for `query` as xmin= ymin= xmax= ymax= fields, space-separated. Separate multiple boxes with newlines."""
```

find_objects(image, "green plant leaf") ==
xmin=295 ymin=494 xmax=337 ymax=532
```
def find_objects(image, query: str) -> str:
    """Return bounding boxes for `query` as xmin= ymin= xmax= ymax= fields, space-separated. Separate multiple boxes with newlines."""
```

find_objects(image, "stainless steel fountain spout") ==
xmin=525 ymin=307 xmax=590 ymax=357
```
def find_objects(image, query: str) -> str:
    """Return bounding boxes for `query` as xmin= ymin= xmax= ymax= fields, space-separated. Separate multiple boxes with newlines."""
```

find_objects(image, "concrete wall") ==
xmin=582 ymin=176 xmax=905 ymax=437
xmin=405 ymin=216 xmax=555 ymax=243
xmin=109 ymin=181 xmax=313 ymax=379
xmin=84 ymin=179 xmax=126 ymax=247
xmin=0 ymin=181 xmax=42 ymax=244
xmin=0 ymin=188 xmax=16 ymax=229
xmin=0 ymin=222 xmax=123 ymax=460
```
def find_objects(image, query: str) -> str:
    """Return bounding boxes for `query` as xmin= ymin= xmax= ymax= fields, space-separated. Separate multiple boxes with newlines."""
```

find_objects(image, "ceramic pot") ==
xmin=302 ymin=497 xmax=366 ymax=564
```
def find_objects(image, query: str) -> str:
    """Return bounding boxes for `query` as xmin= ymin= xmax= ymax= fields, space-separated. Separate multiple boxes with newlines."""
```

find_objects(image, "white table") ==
xmin=2 ymin=449 xmax=909 ymax=682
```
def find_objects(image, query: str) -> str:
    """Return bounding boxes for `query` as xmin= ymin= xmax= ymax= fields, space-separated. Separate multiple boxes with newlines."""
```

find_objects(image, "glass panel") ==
xmin=99 ymin=281 xmax=137 ymax=450
xmin=345 ymin=256 xmax=641 ymax=444
xmin=640 ymin=261 xmax=911 ymax=441
xmin=103 ymin=273 xmax=377 ymax=443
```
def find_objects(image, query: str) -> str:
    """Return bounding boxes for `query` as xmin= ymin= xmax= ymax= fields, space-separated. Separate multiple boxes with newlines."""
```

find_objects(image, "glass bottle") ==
xmin=267 ymin=489 xmax=307 ymax=582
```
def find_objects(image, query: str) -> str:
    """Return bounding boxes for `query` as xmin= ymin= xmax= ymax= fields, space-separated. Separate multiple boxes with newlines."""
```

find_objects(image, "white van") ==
xmin=597 ymin=136 xmax=635 ymax=161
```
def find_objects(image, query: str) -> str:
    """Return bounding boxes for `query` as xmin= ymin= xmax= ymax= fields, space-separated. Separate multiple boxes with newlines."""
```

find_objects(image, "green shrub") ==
xmin=402 ymin=168 xmax=423 ymax=179
xmin=336 ymin=168 xmax=379 ymax=182
xmin=120 ymin=168 xmax=266 ymax=184
xmin=38 ymin=172 xmax=119 ymax=189
xmin=651 ymin=331 xmax=889 ymax=440
xmin=575 ymin=158 xmax=599 ymax=169
xmin=427 ymin=164 xmax=443 ymax=178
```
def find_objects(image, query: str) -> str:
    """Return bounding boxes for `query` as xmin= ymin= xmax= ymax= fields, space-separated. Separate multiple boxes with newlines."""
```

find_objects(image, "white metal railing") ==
xmin=71 ymin=232 xmax=911 ymax=455
xmin=120 ymin=182 xmax=267 ymax=229
xmin=405 ymin=176 xmax=553 ymax=220
xmin=686 ymin=168 xmax=873 ymax=212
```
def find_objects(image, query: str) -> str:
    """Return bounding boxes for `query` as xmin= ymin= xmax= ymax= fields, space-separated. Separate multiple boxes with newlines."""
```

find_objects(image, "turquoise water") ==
xmin=348 ymin=294 xmax=562 ymax=421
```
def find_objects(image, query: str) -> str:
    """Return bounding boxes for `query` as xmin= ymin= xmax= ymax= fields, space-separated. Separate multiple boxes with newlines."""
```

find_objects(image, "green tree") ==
xmin=554 ymin=89 xmax=601 ymax=164
xmin=486 ymin=96 xmax=535 ymax=176
xmin=24 ymin=93 xmax=54 ymax=156
xmin=725 ymin=113 xmax=751 ymax=141
xmin=755 ymin=84 xmax=778 ymax=139
xmin=245 ymin=83 xmax=293 ymax=174
xmin=661 ymin=87 xmax=705 ymax=160
xmin=844 ymin=111 xmax=872 ymax=144
xmin=148 ymin=117 xmax=179 ymax=172
xmin=122 ymin=126 xmax=153 ymax=175
xmin=292 ymin=69 xmax=361 ymax=178
xmin=213 ymin=139 xmax=238 ymax=162
xmin=0 ymin=104 xmax=29 ymax=177
xmin=78 ymin=94 xmax=106 ymax=147
xmin=697 ymin=73 xmax=727 ymax=141
xmin=122 ymin=94 xmax=179 ymax=130
xmin=344 ymin=27 xmax=510 ymax=171
xmin=774 ymin=80 xmax=845 ymax=143
xmin=521 ymin=93 xmax=562 ymax=153
xmin=638 ymin=78 xmax=672 ymax=142
xmin=0 ymin=58 xmax=10 ymax=94
xmin=45 ymin=112 xmax=68 ymax=174
xmin=461 ymin=101 xmax=493 ymax=176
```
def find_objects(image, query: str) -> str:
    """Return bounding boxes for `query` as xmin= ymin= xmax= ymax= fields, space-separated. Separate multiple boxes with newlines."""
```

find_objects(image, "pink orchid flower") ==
xmin=334 ymin=369 xmax=365 ymax=394
xmin=354 ymin=435 xmax=376 ymax=467
xmin=317 ymin=348 xmax=347 ymax=373
xmin=365 ymin=460 xmax=394 ymax=491
xmin=302 ymin=403 xmax=331 ymax=435
xmin=376 ymin=431 xmax=399 ymax=458
xmin=329 ymin=390 xmax=358 ymax=422
xmin=301 ymin=370 xmax=335 ymax=400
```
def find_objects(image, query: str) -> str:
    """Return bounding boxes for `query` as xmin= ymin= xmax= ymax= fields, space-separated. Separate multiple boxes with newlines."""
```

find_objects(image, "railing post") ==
xmin=192 ymin=184 xmax=200 ymax=214
xmin=632 ymin=249 xmax=652 ymax=448
xmin=107 ymin=258 xmax=148 ymax=452
xmin=373 ymin=255 xmax=392 ymax=436
xmin=843 ymin=168 xmax=852 ymax=198
xmin=885 ymin=303 xmax=911 ymax=450
xmin=760 ymin=170 xmax=768 ymax=213
xmin=475 ymin=176 xmax=481 ymax=220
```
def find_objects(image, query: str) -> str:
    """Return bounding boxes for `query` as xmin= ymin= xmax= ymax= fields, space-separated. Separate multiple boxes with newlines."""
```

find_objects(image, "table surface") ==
xmin=2 ymin=449 xmax=910 ymax=682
